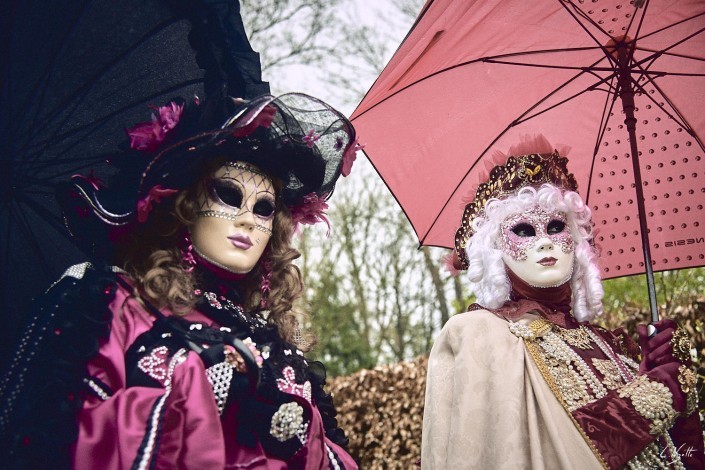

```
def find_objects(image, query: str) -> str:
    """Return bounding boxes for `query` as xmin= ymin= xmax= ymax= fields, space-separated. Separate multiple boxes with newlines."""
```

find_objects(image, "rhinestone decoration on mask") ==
xmin=498 ymin=207 xmax=574 ymax=261
xmin=197 ymin=161 xmax=276 ymax=235
xmin=454 ymin=151 xmax=578 ymax=270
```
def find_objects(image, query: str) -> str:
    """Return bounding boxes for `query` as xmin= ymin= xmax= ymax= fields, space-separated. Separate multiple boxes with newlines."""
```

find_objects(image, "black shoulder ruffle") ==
xmin=0 ymin=265 xmax=117 ymax=469
xmin=307 ymin=360 xmax=350 ymax=450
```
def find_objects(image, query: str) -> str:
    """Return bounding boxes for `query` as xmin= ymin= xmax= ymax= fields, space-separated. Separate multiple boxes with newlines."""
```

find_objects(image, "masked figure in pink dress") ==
xmin=421 ymin=136 xmax=702 ymax=469
xmin=0 ymin=89 xmax=359 ymax=469
xmin=0 ymin=1 xmax=362 ymax=467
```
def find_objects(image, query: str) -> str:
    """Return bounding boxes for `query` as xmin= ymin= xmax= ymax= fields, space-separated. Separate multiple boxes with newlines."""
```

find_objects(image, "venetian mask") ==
xmin=190 ymin=161 xmax=276 ymax=274
xmin=498 ymin=205 xmax=575 ymax=287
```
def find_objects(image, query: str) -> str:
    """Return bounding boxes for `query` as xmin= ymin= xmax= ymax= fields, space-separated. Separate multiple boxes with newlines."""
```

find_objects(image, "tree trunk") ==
xmin=422 ymin=246 xmax=450 ymax=328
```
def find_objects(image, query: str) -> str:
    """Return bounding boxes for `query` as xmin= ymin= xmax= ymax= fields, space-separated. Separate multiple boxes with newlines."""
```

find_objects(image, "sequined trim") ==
xmin=497 ymin=208 xmax=573 ymax=261
xmin=617 ymin=375 xmax=677 ymax=435
xmin=195 ymin=290 xmax=267 ymax=329
xmin=133 ymin=349 xmax=187 ymax=470
xmin=48 ymin=262 xmax=124 ymax=291
xmin=197 ymin=210 xmax=273 ymax=234
xmin=137 ymin=346 xmax=170 ymax=386
xmin=206 ymin=362 xmax=233 ymax=415
xmin=203 ymin=291 xmax=240 ymax=310
xmin=276 ymin=366 xmax=312 ymax=403
xmin=524 ymin=340 xmax=608 ymax=469
xmin=223 ymin=161 xmax=271 ymax=179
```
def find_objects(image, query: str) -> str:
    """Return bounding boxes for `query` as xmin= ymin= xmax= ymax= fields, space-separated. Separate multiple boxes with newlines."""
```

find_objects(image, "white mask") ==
xmin=190 ymin=161 xmax=276 ymax=274
xmin=498 ymin=206 xmax=575 ymax=287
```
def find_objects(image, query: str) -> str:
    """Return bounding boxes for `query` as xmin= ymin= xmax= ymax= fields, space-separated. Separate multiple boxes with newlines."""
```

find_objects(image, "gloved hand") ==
xmin=636 ymin=318 xmax=678 ymax=372
xmin=636 ymin=319 xmax=688 ymax=414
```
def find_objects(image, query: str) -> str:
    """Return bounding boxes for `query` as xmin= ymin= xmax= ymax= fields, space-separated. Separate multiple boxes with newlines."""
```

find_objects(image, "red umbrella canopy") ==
xmin=351 ymin=0 xmax=705 ymax=280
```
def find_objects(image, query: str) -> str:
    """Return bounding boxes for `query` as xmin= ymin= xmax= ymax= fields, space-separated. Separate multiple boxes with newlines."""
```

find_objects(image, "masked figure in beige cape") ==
xmin=421 ymin=136 xmax=703 ymax=469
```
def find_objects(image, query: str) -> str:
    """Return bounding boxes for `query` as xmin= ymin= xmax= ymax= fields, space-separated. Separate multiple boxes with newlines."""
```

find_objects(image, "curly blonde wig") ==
xmin=116 ymin=159 xmax=314 ymax=349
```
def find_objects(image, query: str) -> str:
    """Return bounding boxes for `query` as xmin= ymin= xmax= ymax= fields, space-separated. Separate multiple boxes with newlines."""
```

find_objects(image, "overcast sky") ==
xmin=265 ymin=0 xmax=420 ymax=115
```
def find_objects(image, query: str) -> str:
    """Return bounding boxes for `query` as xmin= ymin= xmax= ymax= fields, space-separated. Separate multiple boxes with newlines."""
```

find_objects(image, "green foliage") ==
xmin=306 ymin=257 xmax=377 ymax=376
xmin=601 ymin=267 xmax=705 ymax=322
xmin=297 ymin=159 xmax=461 ymax=376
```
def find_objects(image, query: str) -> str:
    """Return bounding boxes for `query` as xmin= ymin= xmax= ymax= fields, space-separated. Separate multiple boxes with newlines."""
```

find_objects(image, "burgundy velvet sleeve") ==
xmin=669 ymin=412 xmax=705 ymax=469
xmin=572 ymin=389 xmax=654 ymax=469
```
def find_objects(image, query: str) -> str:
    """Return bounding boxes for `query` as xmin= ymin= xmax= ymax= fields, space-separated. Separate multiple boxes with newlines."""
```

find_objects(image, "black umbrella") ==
xmin=0 ymin=0 xmax=268 ymax=364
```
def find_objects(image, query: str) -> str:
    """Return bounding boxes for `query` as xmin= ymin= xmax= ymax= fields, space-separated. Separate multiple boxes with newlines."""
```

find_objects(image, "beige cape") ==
xmin=421 ymin=310 xmax=603 ymax=469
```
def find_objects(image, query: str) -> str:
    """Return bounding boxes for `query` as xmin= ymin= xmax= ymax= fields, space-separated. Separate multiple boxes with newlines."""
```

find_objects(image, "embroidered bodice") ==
xmin=508 ymin=312 xmax=697 ymax=469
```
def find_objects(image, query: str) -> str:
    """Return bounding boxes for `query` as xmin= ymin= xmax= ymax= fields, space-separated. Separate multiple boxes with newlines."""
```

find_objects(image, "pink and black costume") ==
xmin=0 ymin=2 xmax=359 ymax=468
xmin=1 ymin=260 xmax=355 ymax=469
xmin=69 ymin=265 xmax=354 ymax=469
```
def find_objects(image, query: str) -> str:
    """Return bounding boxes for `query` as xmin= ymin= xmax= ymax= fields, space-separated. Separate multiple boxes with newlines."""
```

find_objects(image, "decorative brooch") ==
xmin=618 ymin=375 xmax=677 ymax=435
xmin=678 ymin=365 xmax=698 ymax=416
xmin=270 ymin=402 xmax=309 ymax=444
xmin=671 ymin=327 xmax=692 ymax=363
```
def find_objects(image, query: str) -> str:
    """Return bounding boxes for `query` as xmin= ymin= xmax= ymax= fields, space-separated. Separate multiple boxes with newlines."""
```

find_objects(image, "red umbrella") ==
xmin=351 ymin=0 xmax=705 ymax=322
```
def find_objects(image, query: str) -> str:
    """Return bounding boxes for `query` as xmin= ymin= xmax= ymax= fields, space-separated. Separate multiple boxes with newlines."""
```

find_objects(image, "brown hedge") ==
xmin=329 ymin=356 xmax=428 ymax=468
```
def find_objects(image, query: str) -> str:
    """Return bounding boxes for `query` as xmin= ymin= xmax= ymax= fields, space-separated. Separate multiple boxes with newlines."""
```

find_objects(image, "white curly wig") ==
xmin=464 ymin=184 xmax=604 ymax=322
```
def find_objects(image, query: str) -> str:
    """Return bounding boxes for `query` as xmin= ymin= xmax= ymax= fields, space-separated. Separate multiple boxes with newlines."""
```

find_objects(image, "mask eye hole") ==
xmin=253 ymin=199 xmax=276 ymax=218
xmin=212 ymin=181 xmax=243 ymax=209
xmin=547 ymin=220 xmax=566 ymax=235
xmin=511 ymin=223 xmax=536 ymax=237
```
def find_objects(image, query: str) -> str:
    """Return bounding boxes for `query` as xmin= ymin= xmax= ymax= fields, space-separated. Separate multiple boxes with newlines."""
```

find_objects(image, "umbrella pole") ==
xmin=617 ymin=54 xmax=660 ymax=326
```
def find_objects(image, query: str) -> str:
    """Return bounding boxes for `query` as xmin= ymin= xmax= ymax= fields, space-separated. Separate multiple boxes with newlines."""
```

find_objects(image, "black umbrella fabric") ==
xmin=0 ymin=0 xmax=275 ymax=364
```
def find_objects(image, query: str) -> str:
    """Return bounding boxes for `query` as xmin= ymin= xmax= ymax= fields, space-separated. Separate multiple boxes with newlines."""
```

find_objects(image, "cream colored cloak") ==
xmin=421 ymin=310 xmax=603 ymax=469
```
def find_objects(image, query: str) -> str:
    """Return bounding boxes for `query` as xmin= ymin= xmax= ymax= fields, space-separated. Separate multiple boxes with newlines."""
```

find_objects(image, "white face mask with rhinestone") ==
xmin=497 ymin=205 xmax=575 ymax=288
xmin=190 ymin=161 xmax=276 ymax=274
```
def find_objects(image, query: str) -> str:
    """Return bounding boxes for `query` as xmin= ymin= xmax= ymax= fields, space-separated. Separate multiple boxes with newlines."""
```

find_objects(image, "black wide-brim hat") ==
xmin=65 ymin=92 xmax=357 ymax=228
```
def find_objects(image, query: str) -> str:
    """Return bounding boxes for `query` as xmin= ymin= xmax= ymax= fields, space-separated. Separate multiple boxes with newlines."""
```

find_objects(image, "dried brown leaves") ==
xmin=328 ymin=356 xmax=428 ymax=469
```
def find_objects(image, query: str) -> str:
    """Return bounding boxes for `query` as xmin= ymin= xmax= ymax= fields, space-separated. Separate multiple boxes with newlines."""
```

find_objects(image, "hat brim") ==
xmin=138 ymin=93 xmax=354 ymax=206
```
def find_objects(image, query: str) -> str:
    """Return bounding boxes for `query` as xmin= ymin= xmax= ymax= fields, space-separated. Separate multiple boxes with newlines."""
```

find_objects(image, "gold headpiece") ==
xmin=454 ymin=151 xmax=578 ymax=270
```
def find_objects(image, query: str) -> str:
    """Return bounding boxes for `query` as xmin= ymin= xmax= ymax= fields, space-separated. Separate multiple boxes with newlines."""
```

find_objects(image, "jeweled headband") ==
xmin=454 ymin=151 xmax=578 ymax=270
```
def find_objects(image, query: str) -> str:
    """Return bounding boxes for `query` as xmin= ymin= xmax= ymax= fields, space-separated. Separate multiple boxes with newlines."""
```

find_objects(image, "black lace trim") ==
xmin=307 ymin=360 xmax=350 ymax=450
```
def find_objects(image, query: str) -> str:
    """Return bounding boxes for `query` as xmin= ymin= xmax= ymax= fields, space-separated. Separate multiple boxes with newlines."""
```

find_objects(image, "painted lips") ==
xmin=538 ymin=257 xmax=557 ymax=266
xmin=228 ymin=234 xmax=253 ymax=249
